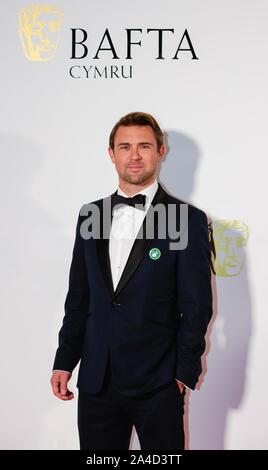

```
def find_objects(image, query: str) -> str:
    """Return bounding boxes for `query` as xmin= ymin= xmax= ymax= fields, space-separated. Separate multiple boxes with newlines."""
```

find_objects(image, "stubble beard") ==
xmin=120 ymin=168 xmax=156 ymax=185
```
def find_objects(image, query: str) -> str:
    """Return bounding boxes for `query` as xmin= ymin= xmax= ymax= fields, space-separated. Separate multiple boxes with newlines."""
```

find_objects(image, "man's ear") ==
xmin=158 ymin=145 xmax=166 ymax=161
xmin=108 ymin=147 xmax=115 ymax=163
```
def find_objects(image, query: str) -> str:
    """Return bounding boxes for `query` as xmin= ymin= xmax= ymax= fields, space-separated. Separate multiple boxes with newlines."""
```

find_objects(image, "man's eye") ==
xmin=140 ymin=145 xmax=149 ymax=149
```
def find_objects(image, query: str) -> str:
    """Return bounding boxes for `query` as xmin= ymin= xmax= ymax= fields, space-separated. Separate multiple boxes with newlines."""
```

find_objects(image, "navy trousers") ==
xmin=78 ymin=356 xmax=185 ymax=450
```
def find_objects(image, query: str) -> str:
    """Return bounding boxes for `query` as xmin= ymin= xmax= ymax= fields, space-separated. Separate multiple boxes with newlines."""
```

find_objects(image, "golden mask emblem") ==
xmin=213 ymin=220 xmax=249 ymax=277
xmin=19 ymin=4 xmax=64 ymax=61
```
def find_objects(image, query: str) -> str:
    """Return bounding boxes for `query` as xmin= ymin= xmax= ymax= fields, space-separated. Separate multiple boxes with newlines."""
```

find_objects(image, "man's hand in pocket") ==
xmin=175 ymin=380 xmax=185 ymax=394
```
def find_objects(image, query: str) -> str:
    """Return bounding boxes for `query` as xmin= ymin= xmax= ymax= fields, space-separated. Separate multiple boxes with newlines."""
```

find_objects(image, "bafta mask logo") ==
xmin=213 ymin=220 xmax=249 ymax=277
xmin=19 ymin=4 xmax=64 ymax=61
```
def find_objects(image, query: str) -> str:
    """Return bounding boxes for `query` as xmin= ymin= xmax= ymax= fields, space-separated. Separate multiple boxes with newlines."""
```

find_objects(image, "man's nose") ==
xmin=129 ymin=146 xmax=142 ymax=160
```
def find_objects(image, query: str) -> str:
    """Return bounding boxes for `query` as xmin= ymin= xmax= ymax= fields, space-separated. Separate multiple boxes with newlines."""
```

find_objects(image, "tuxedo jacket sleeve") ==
xmin=175 ymin=208 xmax=213 ymax=389
xmin=53 ymin=212 xmax=90 ymax=373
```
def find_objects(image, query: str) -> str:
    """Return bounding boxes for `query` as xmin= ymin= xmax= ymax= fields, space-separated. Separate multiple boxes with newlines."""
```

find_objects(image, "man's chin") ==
xmin=122 ymin=172 xmax=153 ymax=185
xmin=123 ymin=176 xmax=145 ymax=184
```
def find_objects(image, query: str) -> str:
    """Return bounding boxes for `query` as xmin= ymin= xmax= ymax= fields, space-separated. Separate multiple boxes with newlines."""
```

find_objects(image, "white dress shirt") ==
xmin=109 ymin=179 xmax=158 ymax=290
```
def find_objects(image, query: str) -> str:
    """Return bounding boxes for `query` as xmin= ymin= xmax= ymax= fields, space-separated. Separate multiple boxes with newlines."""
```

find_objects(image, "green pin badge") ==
xmin=149 ymin=247 xmax=161 ymax=260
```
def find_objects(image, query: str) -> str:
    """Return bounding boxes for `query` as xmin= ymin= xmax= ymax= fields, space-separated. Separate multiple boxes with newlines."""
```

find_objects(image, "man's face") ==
xmin=109 ymin=125 xmax=165 ymax=185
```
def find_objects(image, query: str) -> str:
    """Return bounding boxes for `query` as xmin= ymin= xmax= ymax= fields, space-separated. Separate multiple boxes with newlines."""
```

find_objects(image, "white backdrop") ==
xmin=1 ymin=0 xmax=267 ymax=449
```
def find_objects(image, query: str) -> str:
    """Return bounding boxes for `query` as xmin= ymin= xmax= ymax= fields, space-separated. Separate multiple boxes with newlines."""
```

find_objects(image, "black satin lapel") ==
xmin=114 ymin=184 xmax=168 ymax=297
xmin=96 ymin=194 xmax=115 ymax=298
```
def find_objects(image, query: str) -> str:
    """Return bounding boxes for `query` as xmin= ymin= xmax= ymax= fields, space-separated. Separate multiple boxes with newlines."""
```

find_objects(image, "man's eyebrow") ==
xmin=116 ymin=141 xmax=153 ymax=147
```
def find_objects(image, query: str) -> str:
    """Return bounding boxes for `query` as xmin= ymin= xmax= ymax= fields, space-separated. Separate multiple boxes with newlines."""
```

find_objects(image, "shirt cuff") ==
xmin=52 ymin=369 xmax=72 ymax=375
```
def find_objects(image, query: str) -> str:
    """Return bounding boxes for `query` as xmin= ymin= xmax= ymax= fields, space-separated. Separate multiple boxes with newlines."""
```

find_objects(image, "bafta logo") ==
xmin=213 ymin=220 xmax=249 ymax=277
xmin=19 ymin=4 xmax=64 ymax=61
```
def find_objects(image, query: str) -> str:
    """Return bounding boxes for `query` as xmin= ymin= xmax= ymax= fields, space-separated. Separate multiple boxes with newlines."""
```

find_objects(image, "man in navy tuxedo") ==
xmin=51 ymin=112 xmax=213 ymax=450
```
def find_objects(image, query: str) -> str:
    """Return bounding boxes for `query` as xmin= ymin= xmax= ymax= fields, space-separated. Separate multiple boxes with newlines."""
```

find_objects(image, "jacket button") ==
xmin=112 ymin=300 xmax=121 ymax=307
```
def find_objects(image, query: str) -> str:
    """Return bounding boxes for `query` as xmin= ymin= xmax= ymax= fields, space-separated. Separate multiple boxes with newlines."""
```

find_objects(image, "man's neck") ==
xmin=118 ymin=177 xmax=157 ymax=196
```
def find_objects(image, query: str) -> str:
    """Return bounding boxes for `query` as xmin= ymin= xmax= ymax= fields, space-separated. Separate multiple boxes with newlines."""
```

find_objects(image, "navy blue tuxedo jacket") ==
xmin=53 ymin=183 xmax=213 ymax=396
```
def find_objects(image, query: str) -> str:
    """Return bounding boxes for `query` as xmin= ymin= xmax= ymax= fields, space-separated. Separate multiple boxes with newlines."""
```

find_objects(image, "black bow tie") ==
xmin=111 ymin=193 xmax=146 ymax=211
